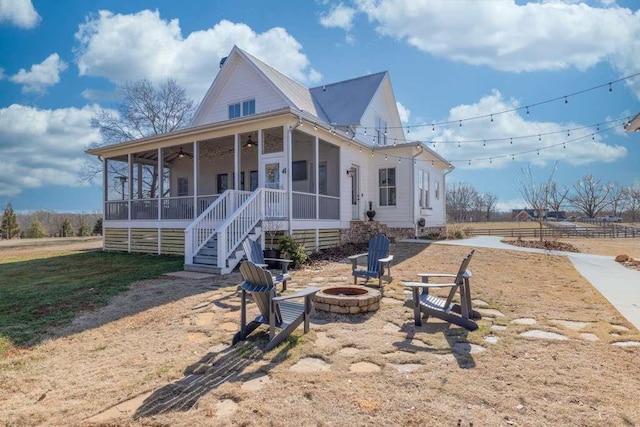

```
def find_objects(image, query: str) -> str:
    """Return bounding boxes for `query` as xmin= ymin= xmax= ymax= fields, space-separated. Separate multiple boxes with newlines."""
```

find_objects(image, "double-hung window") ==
xmin=419 ymin=170 xmax=430 ymax=208
xmin=379 ymin=167 xmax=396 ymax=206
xmin=228 ymin=98 xmax=255 ymax=119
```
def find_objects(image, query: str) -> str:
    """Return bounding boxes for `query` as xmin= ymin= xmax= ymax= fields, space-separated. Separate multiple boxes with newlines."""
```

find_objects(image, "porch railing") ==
xmin=131 ymin=199 xmax=158 ymax=220
xmin=184 ymin=190 xmax=252 ymax=265
xmin=161 ymin=196 xmax=193 ymax=220
xmin=319 ymin=195 xmax=340 ymax=219
xmin=292 ymin=192 xmax=316 ymax=219
xmin=105 ymin=200 xmax=128 ymax=220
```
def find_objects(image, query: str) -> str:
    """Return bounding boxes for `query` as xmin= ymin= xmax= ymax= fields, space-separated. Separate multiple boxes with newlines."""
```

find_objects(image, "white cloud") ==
xmin=410 ymin=90 xmax=627 ymax=169
xmin=9 ymin=53 xmax=67 ymax=94
xmin=396 ymin=101 xmax=410 ymax=123
xmin=74 ymin=10 xmax=322 ymax=100
xmin=0 ymin=104 xmax=103 ymax=196
xmin=348 ymin=0 xmax=640 ymax=95
xmin=0 ymin=0 xmax=40 ymax=29
xmin=320 ymin=3 xmax=357 ymax=30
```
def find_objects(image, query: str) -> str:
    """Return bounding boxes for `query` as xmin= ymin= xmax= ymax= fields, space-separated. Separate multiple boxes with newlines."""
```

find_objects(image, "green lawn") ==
xmin=0 ymin=250 xmax=183 ymax=350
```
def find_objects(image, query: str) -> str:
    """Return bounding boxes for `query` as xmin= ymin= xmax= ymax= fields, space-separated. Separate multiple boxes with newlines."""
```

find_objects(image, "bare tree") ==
xmin=570 ymin=174 xmax=611 ymax=219
xmin=606 ymin=183 xmax=628 ymax=216
xmin=482 ymin=193 xmax=498 ymax=221
xmin=546 ymin=181 xmax=569 ymax=215
xmin=627 ymin=183 xmax=640 ymax=223
xmin=518 ymin=164 xmax=557 ymax=241
xmin=446 ymin=182 xmax=478 ymax=222
xmin=82 ymin=78 xmax=195 ymax=184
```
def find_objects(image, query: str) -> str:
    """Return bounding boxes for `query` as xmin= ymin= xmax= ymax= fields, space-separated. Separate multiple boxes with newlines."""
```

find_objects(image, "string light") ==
xmin=354 ymin=72 xmax=639 ymax=133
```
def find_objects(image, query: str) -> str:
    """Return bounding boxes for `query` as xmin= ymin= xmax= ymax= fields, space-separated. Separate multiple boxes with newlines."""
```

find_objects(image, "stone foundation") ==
xmin=341 ymin=221 xmax=442 ymax=244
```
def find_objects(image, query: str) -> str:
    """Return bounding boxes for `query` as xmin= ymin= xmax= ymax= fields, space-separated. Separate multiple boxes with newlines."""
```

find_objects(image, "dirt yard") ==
xmin=2 ymin=238 xmax=640 ymax=426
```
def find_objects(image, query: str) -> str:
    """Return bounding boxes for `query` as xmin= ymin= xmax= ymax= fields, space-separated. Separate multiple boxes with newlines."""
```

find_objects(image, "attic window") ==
xmin=376 ymin=116 xmax=387 ymax=146
xmin=229 ymin=98 xmax=256 ymax=119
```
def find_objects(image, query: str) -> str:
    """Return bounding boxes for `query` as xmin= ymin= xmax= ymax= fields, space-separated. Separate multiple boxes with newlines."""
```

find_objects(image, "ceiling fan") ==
xmin=243 ymin=135 xmax=257 ymax=148
xmin=166 ymin=147 xmax=193 ymax=162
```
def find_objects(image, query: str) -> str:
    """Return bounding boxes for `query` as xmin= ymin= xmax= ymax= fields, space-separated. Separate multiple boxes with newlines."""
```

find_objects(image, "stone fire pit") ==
xmin=313 ymin=285 xmax=381 ymax=314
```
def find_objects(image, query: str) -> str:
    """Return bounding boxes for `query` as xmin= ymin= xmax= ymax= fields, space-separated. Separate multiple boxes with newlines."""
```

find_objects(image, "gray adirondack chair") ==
xmin=348 ymin=234 xmax=393 ymax=291
xmin=402 ymin=249 xmax=481 ymax=331
xmin=232 ymin=261 xmax=320 ymax=351
xmin=242 ymin=239 xmax=292 ymax=291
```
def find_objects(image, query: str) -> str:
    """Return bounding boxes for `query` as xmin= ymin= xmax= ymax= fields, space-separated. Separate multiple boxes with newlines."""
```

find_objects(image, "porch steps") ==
xmin=185 ymin=226 xmax=262 ymax=275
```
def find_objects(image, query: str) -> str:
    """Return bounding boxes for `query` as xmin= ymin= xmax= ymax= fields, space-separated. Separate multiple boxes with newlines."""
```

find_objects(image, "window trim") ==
xmin=378 ymin=167 xmax=396 ymax=206
xmin=228 ymin=98 xmax=256 ymax=120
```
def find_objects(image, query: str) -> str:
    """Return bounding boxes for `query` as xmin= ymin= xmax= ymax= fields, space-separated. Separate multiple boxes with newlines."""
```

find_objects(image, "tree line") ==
xmin=447 ymin=173 xmax=640 ymax=223
xmin=0 ymin=204 xmax=102 ymax=239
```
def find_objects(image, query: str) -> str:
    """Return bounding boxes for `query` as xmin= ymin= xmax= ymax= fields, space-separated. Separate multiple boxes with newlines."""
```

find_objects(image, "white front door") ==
xmin=263 ymin=161 xmax=281 ymax=189
xmin=350 ymin=164 xmax=360 ymax=220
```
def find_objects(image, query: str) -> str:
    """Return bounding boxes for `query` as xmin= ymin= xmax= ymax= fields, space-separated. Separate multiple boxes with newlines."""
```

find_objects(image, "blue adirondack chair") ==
xmin=402 ymin=249 xmax=482 ymax=331
xmin=233 ymin=261 xmax=320 ymax=351
xmin=242 ymin=239 xmax=292 ymax=291
xmin=348 ymin=234 xmax=393 ymax=292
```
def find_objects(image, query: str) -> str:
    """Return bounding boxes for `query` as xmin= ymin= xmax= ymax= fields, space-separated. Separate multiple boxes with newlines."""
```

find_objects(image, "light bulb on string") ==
xmin=384 ymin=154 xmax=388 ymax=161
xmin=459 ymin=120 xmax=462 ymax=128
xmin=468 ymin=160 xmax=471 ymax=166
xmin=538 ymin=134 xmax=541 ymax=141
xmin=563 ymin=143 xmax=566 ymax=149
xmin=564 ymin=96 xmax=568 ymax=104
xmin=364 ymin=129 xmax=367 ymax=136
xmin=609 ymin=83 xmax=613 ymax=92
xmin=432 ymin=124 xmax=435 ymax=132
xmin=537 ymin=149 xmax=540 ymax=155
xmin=457 ymin=141 xmax=461 ymax=148
xmin=567 ymin=130 xmax=570 ymax=137
xmin=512 ymin=154 xmax=515 ymax=160
xmin=526 ymin=106 xmax=530 ymax=115
xmin=483 ymin=140 xmax=486 ymax=147
xmin=490 ymin=114 xmax=494 ymax=123
xmin=489 ymin=158 xmax=493 ymax=164
xmin=510 ymin=138 xmax=513 ymax=144
xmin=592 ymin=134 xmax=595 ymax=140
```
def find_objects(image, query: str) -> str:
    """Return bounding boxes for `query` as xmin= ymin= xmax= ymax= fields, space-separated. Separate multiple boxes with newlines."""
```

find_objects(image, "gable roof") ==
xmin=238 ymin=48 xmax=320 ymax=117
xmin=309 ymin=72 xmax=387 ymax=126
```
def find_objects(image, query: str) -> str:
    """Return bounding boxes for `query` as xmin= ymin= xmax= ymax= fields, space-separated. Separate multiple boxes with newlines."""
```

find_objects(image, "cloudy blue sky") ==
xmin=1 ymin=0 xmax=639 ymax=213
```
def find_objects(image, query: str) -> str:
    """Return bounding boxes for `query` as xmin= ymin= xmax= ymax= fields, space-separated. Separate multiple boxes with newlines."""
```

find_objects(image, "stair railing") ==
xmin=184 ymin=190 xmax=252 ymax=264
xmin=216 ymin=188 xmax=287 ymax=269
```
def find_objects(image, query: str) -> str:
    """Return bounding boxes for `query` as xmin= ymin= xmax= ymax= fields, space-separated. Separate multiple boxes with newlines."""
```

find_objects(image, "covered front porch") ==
xmin=102 ymin=124 xmax=341 ymax=225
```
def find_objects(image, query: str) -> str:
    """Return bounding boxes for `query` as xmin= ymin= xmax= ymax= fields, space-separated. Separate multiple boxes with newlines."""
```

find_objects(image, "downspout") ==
xmin=443 ymin=162 xmax=454 ymax=228
xmin=411 ymin=145 xmax=424 ymax=238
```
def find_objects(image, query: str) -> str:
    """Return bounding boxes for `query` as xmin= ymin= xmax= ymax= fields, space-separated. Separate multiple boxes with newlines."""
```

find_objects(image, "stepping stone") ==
xmin=611 ymin=324 xmax=630 ymax=332
xmin=193 ymin=312 xmax=215 ymax=326
xmin=290 ymin=358 xmax=331 ymax=373
xmin=452 ymin=342 xmax=486 ymax=354
xmin=550 ymin=320 xmax=588 ymax=331
xmin=519 ymin=330 xmax=567 ymax=340
xmin=389 ymin=363 xmax=422 ymax=373
xmin=241 ymin=374 xmax=271 ymax=392
xmin=349 ymin=362 xmax=381 ymax=373
xmin=223 ymin=312 xmax=239 ymax=320
xmin=476 ymin=308 xmax=505 ymax=318
xmin=383 ymin=322 xmax=401 ymax=333
xmin=612 ymin=341 xmax=640 ymax=347
xmin=315 ymin=332 xmax=337 ymax=347
xmin=382 ymin=297 xmax=403 ymax=305
xmin=512 ymin=318 xmax=536 ymax=325
xmin=216 ymin=399 xmax=238 ymax=418
xmin=219 ymin=322 xmax=238 ymax=333
xmin=339 ymin=347 xmax=361 ymax=356
xmin=187 ymin=332 xmax=208 ymax=343
xmin=472 ymin=299 xmax=489 ymax=307
xmin=484 ymin=335 xmax=499 ymax=344
xmin=491 ymin=325 xmax=507 ymax=332
xmin=85 ymin=391 xmax=153 ymax=422
xmin=580 ymin=333 xmax=599 ymax=342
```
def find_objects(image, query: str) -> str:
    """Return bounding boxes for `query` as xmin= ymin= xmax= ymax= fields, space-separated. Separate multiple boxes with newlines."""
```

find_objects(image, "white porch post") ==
xmin=127 ymin=153 xmax=132 ymax=222
xmin=258 ymin=129 xmax=265 ymax=247
xmin=287 ymin=125 xmax=292 ymax=235
xmin=234 ymin=134 xmax=239 ymax=191
xmin=314 ymin=135 xmax=319 ymax=220
xmin=102 ymin=157 xmax=107 ymax=251
xmin=193 ymin=140 xmax=198 ymax=219
xmin=157 ymin=147 xmax=162 ymax=220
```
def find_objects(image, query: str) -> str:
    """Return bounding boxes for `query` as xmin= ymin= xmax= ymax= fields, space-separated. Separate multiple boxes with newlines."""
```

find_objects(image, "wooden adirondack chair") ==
xmin=242 ymin=239 xmax=292 ymax=291
xmin=232 ymin=261 xmax=320 ymax=351
xmin=349 ymin=234 xmax=393 ymax=291
xmin=402 ymin=249 xmax=481 ymax=331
